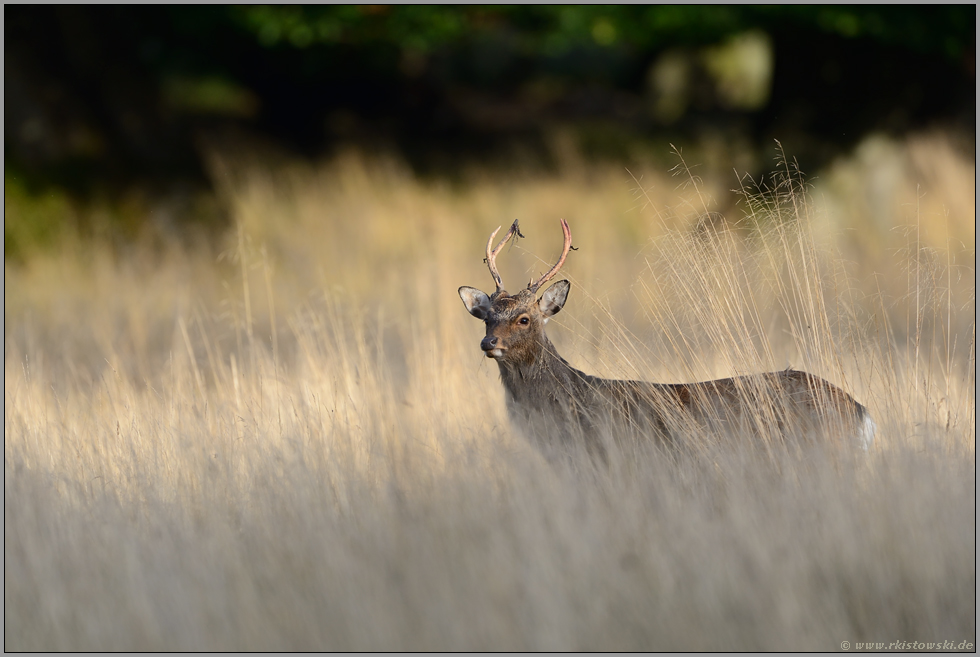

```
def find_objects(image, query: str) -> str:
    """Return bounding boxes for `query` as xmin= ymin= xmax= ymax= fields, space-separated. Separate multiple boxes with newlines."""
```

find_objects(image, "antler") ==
xmin=485 ymin=219 xmax=520 ymax=293
xmin=528 ymin=219 xmax=572 ymax=292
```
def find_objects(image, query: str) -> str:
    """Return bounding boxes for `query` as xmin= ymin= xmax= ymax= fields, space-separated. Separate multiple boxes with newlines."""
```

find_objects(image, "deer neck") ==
xmin=494 ymin=333 xmax=584 ymax=402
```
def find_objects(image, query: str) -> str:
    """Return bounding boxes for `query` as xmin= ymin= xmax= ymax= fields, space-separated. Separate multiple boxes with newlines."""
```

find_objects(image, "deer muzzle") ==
xmin=480 ymin=335 xmax=504 ymax=359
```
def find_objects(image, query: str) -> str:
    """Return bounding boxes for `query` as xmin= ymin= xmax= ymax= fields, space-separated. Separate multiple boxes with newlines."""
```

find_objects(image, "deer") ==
xmin=458 ymin=219 xmax=876 ymax=462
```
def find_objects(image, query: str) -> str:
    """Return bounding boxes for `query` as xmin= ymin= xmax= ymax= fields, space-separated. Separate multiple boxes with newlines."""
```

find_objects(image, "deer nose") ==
xmin=480 ymin=336 xmax=498 ymax=352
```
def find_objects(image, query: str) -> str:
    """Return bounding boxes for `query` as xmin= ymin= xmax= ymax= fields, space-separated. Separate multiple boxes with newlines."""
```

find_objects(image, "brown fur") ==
xmin=459 ymin=223 xmax=874 ymax=462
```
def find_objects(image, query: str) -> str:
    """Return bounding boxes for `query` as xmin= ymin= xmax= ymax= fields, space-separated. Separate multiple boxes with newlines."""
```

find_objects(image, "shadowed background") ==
xmin=5 ymin=5 xmax=975 ymax=251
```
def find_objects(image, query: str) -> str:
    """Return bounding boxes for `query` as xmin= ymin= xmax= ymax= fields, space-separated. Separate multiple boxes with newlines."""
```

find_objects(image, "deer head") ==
xmin=459 ymin=219 xmax=573 ymax=367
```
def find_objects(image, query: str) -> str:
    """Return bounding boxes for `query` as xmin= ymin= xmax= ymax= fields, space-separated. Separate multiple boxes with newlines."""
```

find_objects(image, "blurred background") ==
xmin=5 ymin=9 xmax=976 ymax=650
xmin=5 ymin=5 xmax=975 ymax=254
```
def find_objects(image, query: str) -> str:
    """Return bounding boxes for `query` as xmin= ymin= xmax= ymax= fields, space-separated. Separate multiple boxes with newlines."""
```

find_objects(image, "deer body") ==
xmin=459 ymin=220 xmax=875 ymax=460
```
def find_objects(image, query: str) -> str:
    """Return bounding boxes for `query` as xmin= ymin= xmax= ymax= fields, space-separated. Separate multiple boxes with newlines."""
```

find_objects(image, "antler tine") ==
xmin=485 ymin=219 xmax=520 ymax=292
xmin=528 ymin=219 xmax=572 ymax=292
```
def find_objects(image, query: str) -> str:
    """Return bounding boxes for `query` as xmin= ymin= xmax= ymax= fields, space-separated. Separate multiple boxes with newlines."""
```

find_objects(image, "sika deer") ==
xmin=459 ymin=219 xmax=876 ymax=461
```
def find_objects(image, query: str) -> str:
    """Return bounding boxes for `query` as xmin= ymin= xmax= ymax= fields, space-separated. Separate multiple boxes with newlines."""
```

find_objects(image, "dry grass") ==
xmin=4 ymin=133 xmax=975 ymax=650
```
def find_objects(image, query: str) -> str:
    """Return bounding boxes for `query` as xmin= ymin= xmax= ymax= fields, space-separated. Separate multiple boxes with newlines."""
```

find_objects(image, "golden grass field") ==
xmin=5 ymin=133 xmax=975 ymax=650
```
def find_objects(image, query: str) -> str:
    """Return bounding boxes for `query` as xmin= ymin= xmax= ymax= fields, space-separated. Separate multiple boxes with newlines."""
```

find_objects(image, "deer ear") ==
xmin=459 ymin=286 xmax=491 ymax=320
xmin=538 ymin=280 xmax=570 ymax=318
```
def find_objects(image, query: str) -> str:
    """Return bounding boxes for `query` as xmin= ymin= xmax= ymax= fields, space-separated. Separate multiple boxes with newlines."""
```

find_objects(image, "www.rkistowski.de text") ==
xmin=842 ymin=640 xmax=973 ymax=651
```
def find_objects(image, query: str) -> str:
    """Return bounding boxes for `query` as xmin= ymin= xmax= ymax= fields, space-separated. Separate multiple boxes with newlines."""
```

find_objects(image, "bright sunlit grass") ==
xmin=4 ymin=133 xmax=975 ymax=650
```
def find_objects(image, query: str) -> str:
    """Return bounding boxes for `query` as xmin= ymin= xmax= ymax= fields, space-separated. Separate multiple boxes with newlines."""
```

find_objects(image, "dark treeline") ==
xmin=5 ymin=6 xmax=975 ymax=222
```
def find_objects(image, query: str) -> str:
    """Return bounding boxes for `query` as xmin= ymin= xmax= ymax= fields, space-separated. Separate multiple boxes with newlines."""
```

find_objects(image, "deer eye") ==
xmin=518 ymin=316 xmax=530 ymax=325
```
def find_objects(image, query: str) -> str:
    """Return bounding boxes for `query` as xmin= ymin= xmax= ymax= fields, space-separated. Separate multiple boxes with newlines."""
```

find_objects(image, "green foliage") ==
xmin=4 ymin=173 xmax=73 ymax=258
xmin=162 ymin=76 xmax=259 ymax=117
xmin=227 ymin=5 xmax=973 ymax=58
xmin=232 ymin=5 xmax=468 ymax=52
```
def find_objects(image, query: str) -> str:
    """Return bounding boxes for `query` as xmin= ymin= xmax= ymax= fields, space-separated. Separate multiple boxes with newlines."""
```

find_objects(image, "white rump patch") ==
xmin=858 ymin=414 xmax=877 ymax=451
